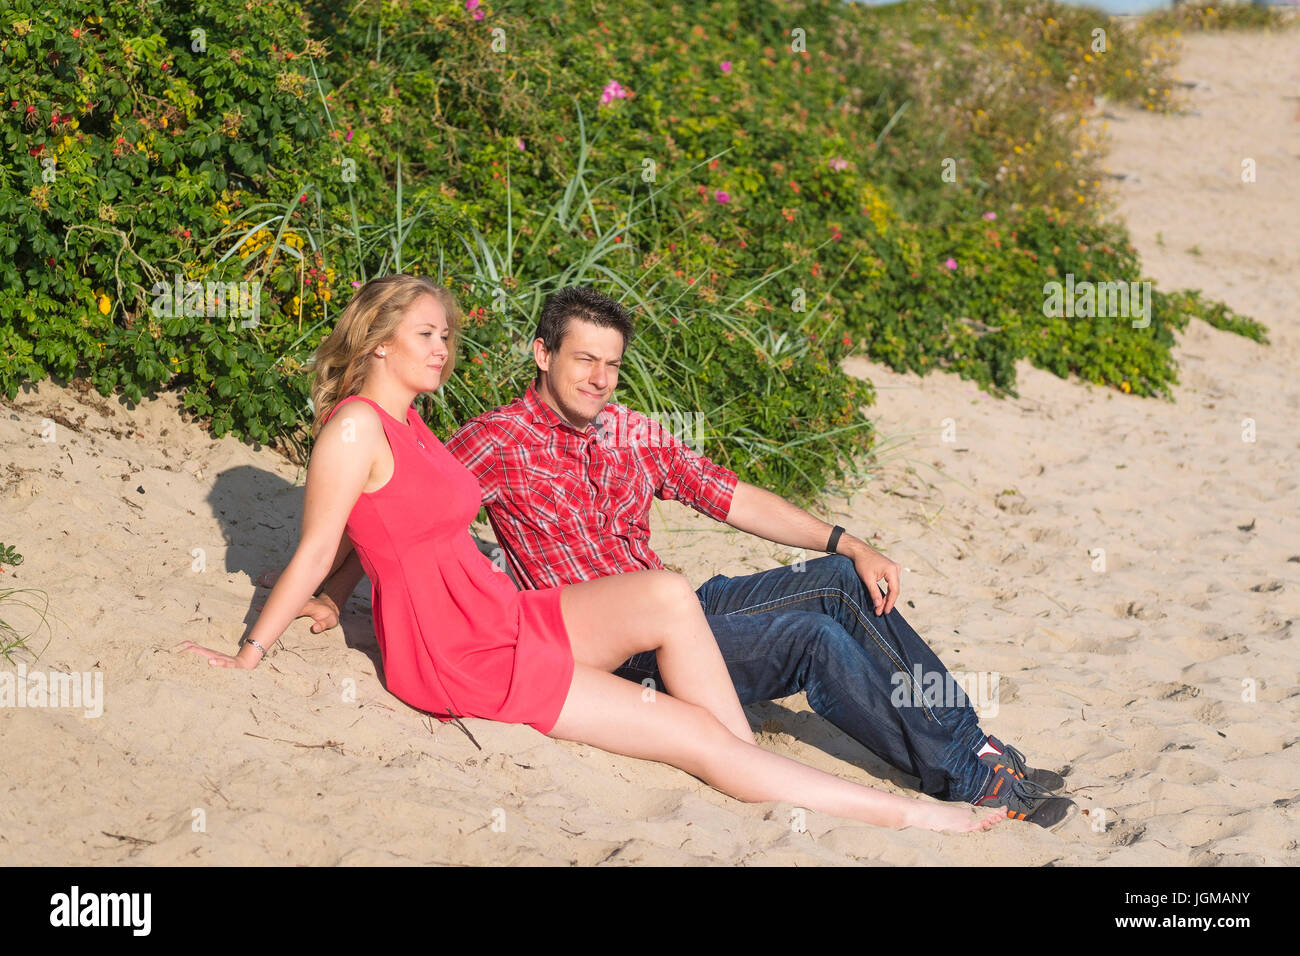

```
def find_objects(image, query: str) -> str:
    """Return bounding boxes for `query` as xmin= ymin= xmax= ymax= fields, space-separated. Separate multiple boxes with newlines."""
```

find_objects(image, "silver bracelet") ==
xmin=242 ymin=638 xmax=269 ymax=660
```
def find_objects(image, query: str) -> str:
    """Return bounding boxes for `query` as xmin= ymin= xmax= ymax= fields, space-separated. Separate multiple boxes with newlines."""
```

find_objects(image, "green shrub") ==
xmin=0 ymin=0 xmax=1276 ymax=506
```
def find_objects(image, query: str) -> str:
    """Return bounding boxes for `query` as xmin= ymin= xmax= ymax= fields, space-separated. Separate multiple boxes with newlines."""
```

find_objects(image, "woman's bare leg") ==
xmin=559 ymin=569 xmax=753 ymax=741
xmin=547 ymin=663 xmax=1003 ymax=833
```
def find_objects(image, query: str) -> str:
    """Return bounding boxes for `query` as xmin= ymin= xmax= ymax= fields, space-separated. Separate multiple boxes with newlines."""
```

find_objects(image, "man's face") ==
xmin=534 ymin=318 xmax=625 ymax=428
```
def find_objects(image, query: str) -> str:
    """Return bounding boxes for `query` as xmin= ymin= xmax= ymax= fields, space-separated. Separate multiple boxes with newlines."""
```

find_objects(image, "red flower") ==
xmin=299 ymin=193 xmax=307 ymax=203
xmin=71 ymin=28 xmax=81 ymax=38
xmin=841 ymin=334 xmax=852 ymax=346
xmin=182 ymin=229 xmax=191 ymax=238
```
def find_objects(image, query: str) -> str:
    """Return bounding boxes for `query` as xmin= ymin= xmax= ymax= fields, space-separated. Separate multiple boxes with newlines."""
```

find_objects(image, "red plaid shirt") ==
xmin=445 ymin=382 xmax=739 ymax=590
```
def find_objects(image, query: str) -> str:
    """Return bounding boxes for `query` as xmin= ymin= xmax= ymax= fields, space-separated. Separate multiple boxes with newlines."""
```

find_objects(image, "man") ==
xmin=292 ymin=287 xmax=1073 ymax=827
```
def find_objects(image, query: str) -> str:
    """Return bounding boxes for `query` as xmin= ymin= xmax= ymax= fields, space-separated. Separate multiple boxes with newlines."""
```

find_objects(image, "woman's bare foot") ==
xmin=252 ymin=569 xmax=342 ymax=632
xmin=903 ymin=802 xmax=1005 ymax=833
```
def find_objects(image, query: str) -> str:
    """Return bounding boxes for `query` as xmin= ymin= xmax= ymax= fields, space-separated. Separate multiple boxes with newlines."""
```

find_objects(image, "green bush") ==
xmin=0 ymin=0 xmax=1278 ymax=506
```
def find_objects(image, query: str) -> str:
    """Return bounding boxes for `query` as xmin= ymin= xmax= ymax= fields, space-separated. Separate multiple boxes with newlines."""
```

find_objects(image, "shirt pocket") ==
xmin=597 ymin=452 xmax=652 ymax=539
xmin=509 ymin=452 xmax=578 ymax=535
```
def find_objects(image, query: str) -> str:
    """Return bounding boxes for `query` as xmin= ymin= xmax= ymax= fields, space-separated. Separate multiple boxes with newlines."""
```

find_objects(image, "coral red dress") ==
xmin=323 ymin=394 xmax=575 ymax=733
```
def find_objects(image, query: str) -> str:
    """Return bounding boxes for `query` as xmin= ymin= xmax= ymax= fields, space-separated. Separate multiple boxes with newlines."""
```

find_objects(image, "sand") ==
xmin=1 ymin=28 xmax=1297 ymax=865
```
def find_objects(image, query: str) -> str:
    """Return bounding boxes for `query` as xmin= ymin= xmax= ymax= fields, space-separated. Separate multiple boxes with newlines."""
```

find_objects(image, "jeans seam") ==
xmin=724 ymin=586 xmax=940 ymax=723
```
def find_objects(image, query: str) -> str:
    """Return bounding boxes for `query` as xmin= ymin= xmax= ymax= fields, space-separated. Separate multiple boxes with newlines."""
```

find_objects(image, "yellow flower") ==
xmin=98 ymin=294 xmax=111 ymax=314
xmin=1120 ymin=381 xmax=1131 ymax=394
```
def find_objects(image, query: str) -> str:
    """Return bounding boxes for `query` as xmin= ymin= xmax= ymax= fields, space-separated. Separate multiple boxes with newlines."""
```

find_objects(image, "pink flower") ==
xmin=516 ymin=137 xmax=526 ymax=151
xmin=473 ymin=8 xmax=484 ymax=18
xmin=351 ymin=280 xmax=362 ymax=288
xmin=600 ymin=80 xmax=629 ymax=106
xmin=345 ymin=128 xmax=353 ymax=142
xmin=720 ymin=61 xmax=732 ymax=73
xmin=983 ymin=211 xmax=997 ymax=220
xmin=465 ymin=0 xmax=479 ymax=8
xmin=828 ymin=157 xmax=848 ymax=171
xmin=944 ymin=258 xmax=958 ymax=270
xmin=714 ymin=190 xmax=730 ymax=204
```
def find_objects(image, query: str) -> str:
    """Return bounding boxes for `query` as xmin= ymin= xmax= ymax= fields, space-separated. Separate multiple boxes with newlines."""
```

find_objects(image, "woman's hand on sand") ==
xmin=179 ymin=641 xmax=259 ymax=669
xmin=254 ymin=569 xmax=341 ymax=633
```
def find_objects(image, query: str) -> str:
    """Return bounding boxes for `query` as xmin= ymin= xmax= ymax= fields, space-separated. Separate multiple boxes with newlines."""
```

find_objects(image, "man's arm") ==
xmin=723 ymin=480 xmax=902 ymax=615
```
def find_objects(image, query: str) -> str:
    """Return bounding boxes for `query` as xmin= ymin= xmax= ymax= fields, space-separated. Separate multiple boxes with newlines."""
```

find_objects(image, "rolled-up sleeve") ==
xmin=645 ymin=416 xmax=738 ymax=521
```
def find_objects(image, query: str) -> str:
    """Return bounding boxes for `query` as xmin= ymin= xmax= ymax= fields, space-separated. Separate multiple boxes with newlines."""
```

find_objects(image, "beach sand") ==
xmin=1 ymin=28 xmax=1296 ymax=865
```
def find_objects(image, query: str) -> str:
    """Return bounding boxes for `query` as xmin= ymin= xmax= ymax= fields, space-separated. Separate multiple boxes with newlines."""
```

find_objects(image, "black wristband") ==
xmin=825 ymin=525 xmax=845 ymax=554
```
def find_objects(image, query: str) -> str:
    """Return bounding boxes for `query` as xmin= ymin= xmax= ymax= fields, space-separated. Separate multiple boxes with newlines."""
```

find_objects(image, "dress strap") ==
xmin=323 ymin=393 xmax=383 ymax=426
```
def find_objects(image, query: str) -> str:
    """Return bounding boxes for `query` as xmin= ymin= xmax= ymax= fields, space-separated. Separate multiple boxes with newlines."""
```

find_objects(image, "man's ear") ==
xmin=532 ymin=337 xmax=550 ymax=373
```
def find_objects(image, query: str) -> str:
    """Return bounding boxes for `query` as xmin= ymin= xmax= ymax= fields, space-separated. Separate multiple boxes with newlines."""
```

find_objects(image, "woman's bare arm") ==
xmin=184 ymin=402 xmax=382 ymax=668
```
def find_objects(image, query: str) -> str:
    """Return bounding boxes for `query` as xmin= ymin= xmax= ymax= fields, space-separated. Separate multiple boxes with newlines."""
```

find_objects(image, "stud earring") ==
xmin=377 ymin=349 xmax=386 ymax=356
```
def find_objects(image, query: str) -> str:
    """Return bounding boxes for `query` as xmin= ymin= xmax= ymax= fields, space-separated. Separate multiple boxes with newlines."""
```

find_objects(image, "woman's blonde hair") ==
xmin=308 ymin=274 xmax=462 ymax=438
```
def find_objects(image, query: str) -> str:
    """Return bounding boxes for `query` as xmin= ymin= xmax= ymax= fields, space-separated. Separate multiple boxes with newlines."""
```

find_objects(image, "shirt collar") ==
xmin=524 ymin=381 xmax=612 ymax=441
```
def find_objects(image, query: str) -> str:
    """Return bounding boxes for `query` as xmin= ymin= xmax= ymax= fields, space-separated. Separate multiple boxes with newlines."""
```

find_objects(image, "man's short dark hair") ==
xmin=533 ymin=287 xmax=635 ymax=382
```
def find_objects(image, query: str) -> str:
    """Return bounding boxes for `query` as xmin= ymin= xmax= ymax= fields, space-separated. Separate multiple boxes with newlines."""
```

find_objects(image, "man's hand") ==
xmin=255 ymin=569 xmax=341 ymax=633
xmin=846 ymin=545 xmax=902 ymax=616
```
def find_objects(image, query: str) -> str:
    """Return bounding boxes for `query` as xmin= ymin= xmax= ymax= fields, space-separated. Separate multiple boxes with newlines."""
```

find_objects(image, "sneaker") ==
xmin=979 ymin=735 xmax=1067 ymax=791
xmin=974 ymin=762 xmax=1076 ymax=829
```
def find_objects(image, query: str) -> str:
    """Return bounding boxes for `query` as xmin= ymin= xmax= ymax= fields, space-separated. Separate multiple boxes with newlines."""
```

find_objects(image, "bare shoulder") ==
xmin=315 ymin=399 xmax=385 ymax=457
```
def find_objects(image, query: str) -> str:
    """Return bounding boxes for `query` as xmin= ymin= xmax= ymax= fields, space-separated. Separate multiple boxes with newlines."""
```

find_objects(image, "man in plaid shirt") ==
xmin=290 ymin=287 xmax=1071 ymax=825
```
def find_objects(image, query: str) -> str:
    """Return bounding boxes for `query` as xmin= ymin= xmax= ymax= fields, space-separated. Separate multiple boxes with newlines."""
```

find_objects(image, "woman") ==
xmin=183 ymin=274 xmax=1004 ymax=834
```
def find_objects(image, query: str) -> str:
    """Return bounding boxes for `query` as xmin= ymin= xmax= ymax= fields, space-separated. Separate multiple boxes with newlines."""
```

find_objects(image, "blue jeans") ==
xmin=612 ymin=555 xmax=993 ymax=803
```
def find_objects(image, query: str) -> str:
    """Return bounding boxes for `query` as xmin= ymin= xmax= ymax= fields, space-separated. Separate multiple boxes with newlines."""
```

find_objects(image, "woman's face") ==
xmin=380 ymin=294 xmax=451 ymax=393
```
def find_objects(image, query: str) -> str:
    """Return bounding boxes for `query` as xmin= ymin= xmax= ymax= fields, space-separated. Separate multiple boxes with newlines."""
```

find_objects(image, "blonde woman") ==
xmin=182 ymin=274 xmax=1004 ymax=834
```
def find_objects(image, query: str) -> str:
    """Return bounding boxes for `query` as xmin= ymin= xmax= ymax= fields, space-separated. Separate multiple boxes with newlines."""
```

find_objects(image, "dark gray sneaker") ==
xmin=980 ymin=735 xmax=1067 ymax=791
xmin=974 ymin=762 xmax=1075 ymax=828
